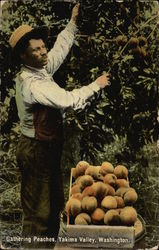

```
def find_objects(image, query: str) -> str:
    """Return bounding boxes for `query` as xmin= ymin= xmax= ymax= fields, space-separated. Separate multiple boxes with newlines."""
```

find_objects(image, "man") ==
xmin=9 ymin=3 xmax=110 ymax=249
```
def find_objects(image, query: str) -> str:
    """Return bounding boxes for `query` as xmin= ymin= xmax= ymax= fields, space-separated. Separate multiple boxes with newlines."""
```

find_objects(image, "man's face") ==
xmin=21 ymin=39 xmax=48 ymax=69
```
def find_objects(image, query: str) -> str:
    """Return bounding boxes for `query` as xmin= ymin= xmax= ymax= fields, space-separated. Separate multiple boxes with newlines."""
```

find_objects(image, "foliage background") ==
xmin=0 ymin=0 xmax=159 ymax=248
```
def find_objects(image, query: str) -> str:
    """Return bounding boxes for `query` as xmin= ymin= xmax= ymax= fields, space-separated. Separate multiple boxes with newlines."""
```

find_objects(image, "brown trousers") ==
xmin=16 ymin=134 xmax=64 ymax=249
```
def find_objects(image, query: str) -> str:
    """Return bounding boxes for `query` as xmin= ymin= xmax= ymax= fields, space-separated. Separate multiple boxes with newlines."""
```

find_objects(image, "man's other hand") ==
xmin=71 ymin=2 xmax=80 ymax=23
xmin=96 ymin=73 xmax=110 ymax=89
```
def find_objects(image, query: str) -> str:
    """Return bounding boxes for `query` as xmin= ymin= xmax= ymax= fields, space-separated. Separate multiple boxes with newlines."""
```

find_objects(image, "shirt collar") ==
xmin=23 ymin=64 xmax=46 ymax=73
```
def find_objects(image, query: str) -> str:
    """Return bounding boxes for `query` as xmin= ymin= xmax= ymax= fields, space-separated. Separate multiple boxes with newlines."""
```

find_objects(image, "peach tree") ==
xmin=1 ymin=0 xmax=158 ymax=164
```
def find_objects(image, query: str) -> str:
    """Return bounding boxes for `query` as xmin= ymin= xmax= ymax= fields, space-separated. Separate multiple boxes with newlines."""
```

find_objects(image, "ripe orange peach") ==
xmin=72 ymin=168 xmax=78 ymax=179
xmin=103 ymin=173 xmax=117 ymax=187
xmin=114 ymin=196 xmax=125 ymax=208
xmin=114 ymin=165 xmax=128 ymax=179
xmin=116 ymin=179 xmax=129 ymax=188
xmin=104 ymin=209 xmax=120 ymax=225
xmin=66 ymin=198 xmax=81 ymax=217
xmin=100 ymin=161 xmax=114 ymax=175
xmin=123 ymin=190 xmax=138 ymax=205
xmin=92 ymin=182 xmax=108 ymax=200
xmin=91 ymin=208 xmax=105 ymax=224
xmin=71 ymin=184 xmax=82 ymax=195
xmin=105 ymin=183 xmax=116 ymax=196
xmin=75 ymin=175 xmax=82 ymax=184
xmin=75 ymin=213 xmax=91 ymax=225
xmin=82 ymin=185 xmax=95 ymax=197
xmin=116 ymin=187 xmax=134 ymax=197
xmin=72 ymin=193 xmax=84 ymax=201
xmin=120 ymin=206 xmax=137 ymax=226
xmin=116 ymin=208 xmax=122 ymax=214
xmin=101 ymin=196 xmax=117 ymax=210
xmin=81 ymin=196 xmax=98 ymax=213
xmin=76 ymin=161 xmax=90 ymax=176
xmin=77 ymin=175 xmax=94 ymax=190
xmin=85 ymin=166 xmax=103 ymax=181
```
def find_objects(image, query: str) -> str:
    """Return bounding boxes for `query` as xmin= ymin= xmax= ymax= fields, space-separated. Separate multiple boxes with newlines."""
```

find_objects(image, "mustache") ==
xmin=41 ymin=55 xmax=48 ymax=59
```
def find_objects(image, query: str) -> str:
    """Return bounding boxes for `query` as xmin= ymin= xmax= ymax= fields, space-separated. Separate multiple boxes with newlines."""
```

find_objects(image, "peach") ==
xmin=114 ymin=196 xmax=125 ymax=208
xmin=116 ymin=35 xmax=128 ymax=46
xmin=82 ymin=185 xmax=95 ymax=197
xmin=100 ymin=161 xmax=114 ymax=175
xmin=116 ymin=187 xmax=134 ymax=197
xmin=77 ymin=175 xmax=94 ymax=190
xmin=103 ymin=173 xmax=117 ymax=187
xmin=91 ymin=208 xmax=105 ymax=224
xmin=116 ymin=179 xmax=129 ymax=188
xmin=85 ymin=166 xmax=103 ymax=181
xmin=75 ymin=213 xmax=91 ymax=225
xmin=129 ymin=37 xmax=139 ymax=48
xmin=71 ymin=184 xmax=82 ymax=195
xmin=81 ymin=196 xmax=98 ymax=213
xmin=114 ymin=165 xmax=128 ymax=179
xmin=123 ymin=190 xmax=138 ymax=205
xmin=120 ymin=206 xmax=137 ymax=226
xmin=138 ymin=36 xmax=147 ymax=46
xmin=92 ymin=182 xmax=108 ymax=200
xmin=72 ymin=193 xmax=84 ymax=201
xmin=76 ymin=161 xmax=90 ymax=177
xmin=105 ymin=183 xmax=116 ymax=196
xmin=104 ymin=209 xmax=120 ymax=225
xmin=66 ymin=198 xmax=81 ymax=217
xmin=101 ymin=196 xmax=117 ymax=210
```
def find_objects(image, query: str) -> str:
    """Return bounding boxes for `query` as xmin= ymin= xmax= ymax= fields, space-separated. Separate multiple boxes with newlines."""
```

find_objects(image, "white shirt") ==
xmin=15 ymin=20 xmax=100 ymax=138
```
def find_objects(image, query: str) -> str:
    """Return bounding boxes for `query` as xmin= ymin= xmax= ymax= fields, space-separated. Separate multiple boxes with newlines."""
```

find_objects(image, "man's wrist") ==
xmin=70 ymin=17 xmax=77 ymax=25
xmin=89 ymin=81 xmax=101 ymax=92
xmin=66 ymin=19 xmax=78 ymax=34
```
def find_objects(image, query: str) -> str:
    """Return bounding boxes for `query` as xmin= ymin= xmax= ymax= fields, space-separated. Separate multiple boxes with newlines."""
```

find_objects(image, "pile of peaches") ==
xmin=66 ymin=161 xmax=138 ymax=226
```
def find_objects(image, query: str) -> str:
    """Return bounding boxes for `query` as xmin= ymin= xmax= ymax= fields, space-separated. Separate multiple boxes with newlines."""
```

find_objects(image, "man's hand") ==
xmin=95 ymin=73 xmax=110 ymax=89
xmin=71 ymin=2 xmax=80 ymax=24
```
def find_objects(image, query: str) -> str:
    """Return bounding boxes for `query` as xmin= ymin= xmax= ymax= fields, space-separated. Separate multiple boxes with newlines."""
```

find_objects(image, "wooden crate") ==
xmin=66 ymin=168 xmax=135 ymax=249
xmin=66 ymin=224 xmax=135 ymax=249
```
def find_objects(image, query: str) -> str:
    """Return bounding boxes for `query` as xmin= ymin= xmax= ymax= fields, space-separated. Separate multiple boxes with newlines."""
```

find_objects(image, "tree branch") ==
xmin=104 ymin=16 xmax=125 ymax=36
xmin=118 ymin=2 xmax=139 ymax=30
xmin=146 ymin=23 xmax=158 ymax=40
xmin=134 ymin=0 xmax=140 ymax=26
xmin=133 ymin=14 xmax=158 ymax=36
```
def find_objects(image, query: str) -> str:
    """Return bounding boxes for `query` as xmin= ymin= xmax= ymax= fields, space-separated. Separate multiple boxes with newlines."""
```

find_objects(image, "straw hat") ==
xmin=9 ymin=24 xmax=49 ymax=49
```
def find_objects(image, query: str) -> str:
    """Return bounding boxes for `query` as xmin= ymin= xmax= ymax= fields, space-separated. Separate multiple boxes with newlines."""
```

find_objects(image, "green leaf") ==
xmin=122 ymin=55 xmax=134 ymax=62
xmin=131 ymin=67 xmax=138 ymax=72
xmin=96 ymin=109 xmax=105 ymax=116
xmin=143 ymin=68 xmax=151 ymax=74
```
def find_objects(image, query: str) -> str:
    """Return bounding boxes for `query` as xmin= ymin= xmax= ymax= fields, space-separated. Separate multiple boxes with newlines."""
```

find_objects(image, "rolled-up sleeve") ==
xmin=22 ymin=78 xmax=100 ymax=110
xmin=46 ymin=21 xmax=78 ymax=75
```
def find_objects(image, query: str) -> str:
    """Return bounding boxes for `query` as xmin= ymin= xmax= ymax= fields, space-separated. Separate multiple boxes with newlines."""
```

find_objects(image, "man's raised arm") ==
xmin=46 ymin=3 xmax=80 ymax=75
